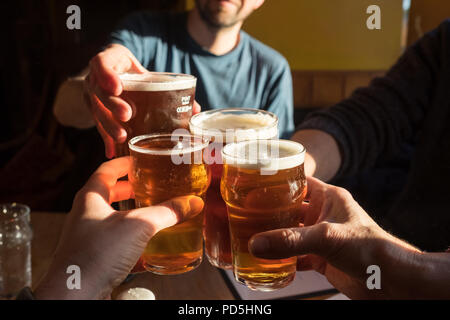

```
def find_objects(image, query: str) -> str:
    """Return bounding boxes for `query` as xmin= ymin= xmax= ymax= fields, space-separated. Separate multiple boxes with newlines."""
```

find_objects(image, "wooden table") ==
xmin=30 ymin=211 xmax=333 ymax=300
xmin=30 ymin=211 xmax=234 ymax=300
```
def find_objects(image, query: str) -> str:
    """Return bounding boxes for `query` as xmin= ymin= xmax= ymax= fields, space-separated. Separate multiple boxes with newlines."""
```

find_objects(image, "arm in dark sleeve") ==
xmin=297 ymin=21 xmax=446 ymax=179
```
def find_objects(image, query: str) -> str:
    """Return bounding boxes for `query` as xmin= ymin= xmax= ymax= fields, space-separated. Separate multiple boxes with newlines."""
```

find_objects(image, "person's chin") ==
xmin=217 ymin=0 xmax=239 ymax=11
xmin=209 ymin=12 xmax=239 ymax=28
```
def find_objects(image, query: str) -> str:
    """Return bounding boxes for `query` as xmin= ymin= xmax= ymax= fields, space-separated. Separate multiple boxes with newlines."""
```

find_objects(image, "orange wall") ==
xmin=243 ymin=0 xmax=403 ymax=70
xmin=186 ymin=1 xmax=404 ymax=70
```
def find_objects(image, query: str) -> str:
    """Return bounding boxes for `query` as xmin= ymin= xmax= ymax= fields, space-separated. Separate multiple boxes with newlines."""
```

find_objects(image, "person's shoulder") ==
xmin=438 ymin=18 xmax=450 ymax=29
xmin=421 ymin=18 xmax=450 ymax=41
xmin=408 ymin=18 xmax=450 ymax=55
xmin=243 ymin=32 xmax=290 ymax=71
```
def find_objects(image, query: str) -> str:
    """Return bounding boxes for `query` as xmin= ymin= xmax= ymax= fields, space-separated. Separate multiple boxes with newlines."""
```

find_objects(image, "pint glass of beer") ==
xmin=128 ymin=133 xmax=211 ymax=275
xmin=221 ymin=139 xmax=307 ymax=291
xmin=117 ymin=72 xmax=196 ymax=211
xmin=189 ymin=109 xmax=278 ymax=269
xmin=117 ymin=72 xmax=197 ymax=156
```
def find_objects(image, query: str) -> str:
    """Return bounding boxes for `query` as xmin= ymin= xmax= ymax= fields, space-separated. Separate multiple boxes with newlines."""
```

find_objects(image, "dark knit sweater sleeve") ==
xmin=297 ymin=21 xmax=448 ymax=180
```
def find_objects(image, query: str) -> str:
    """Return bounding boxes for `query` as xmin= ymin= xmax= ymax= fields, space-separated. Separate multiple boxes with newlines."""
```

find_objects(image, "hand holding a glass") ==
xmin=247 ymin=177 xmax=450 ymax=299
xmin=86 ymin=44 xmax=147 ymax=158
xmin=34 ymin=157 xmax=204 ymax=300
xmin=85 ymin=44 xmax=201 ymax=158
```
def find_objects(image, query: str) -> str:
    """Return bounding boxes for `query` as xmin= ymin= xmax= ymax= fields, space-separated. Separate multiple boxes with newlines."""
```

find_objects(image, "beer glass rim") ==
xmin=0 ymin=203 xmax=31 ymax=225
xmin=189 ymin=108 xmax=279 ymax=140
xmin=128 ymin=133 xmax=210 ymax=156
xmin=119 ymin=72 xmax=197 ymax=92
xmin=221 ymin=139 xmax=306 ymax=170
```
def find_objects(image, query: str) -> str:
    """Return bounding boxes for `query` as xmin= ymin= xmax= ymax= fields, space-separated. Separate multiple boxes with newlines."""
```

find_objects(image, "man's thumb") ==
xmin=249 ymin=223 xmax=331 ymax=259
xmin=128 ymin=55 xmax=147 ymax=74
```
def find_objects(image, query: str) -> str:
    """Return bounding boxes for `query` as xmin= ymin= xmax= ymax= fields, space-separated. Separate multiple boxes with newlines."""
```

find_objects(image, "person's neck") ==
xmin=187 ymin=8 xmax=242 ymax=56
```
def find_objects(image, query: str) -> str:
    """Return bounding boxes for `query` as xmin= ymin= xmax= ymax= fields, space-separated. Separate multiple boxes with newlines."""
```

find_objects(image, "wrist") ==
xmin=34 ymin=254 xmax=113 ymax=300
xmin=371 ymin=233 xmax=423 ymax=299
xmin=291 ymin=129 xmax=341 ymax=181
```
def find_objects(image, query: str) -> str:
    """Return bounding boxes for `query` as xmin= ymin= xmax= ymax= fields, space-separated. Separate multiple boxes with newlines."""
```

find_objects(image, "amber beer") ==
xmin=117 ymin=72 xmax=196 ymax=211
xmin=189 ymin=109 xmax=278 ymax=269
xmin=128 ymin=134 xmax=210 ymax=275
xmin=221 ymin=140 xmax=307 ymax=291
xmin=117 ymin=72 xmax=197 ymax=156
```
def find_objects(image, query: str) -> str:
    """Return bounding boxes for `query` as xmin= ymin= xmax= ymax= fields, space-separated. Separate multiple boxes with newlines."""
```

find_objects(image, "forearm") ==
xmin=291 ymin=129 xmax=341 ymax=181
xmin=391 ymin=251 xmax=450 ymax=299
xmin=377 ymin=235 xmax=450 ymax=299
xmin=53 ymin=68 xmax=95 ymax=129
xmin=411 ymin=252 xmax=450 ymax=299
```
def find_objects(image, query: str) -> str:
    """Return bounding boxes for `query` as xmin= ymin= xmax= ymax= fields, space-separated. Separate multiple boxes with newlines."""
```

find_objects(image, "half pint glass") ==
xmin=117 ymin=72 xmax=197 ymax=210
xmin=128 ymin=134 xmax=211 ymax=275
xmin=190 ymin=109 xmax=278 ymax=269
xmin=221 ymin=140 xmax=307 ymax=291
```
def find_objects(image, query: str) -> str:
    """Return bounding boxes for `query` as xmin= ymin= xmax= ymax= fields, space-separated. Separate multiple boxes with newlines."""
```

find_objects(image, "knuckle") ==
xmin=316 ymin=222 xmax=345 ymax=259
xmin=325 ymin=185 xmax=354 ymax=206
xmin=317 ymin=223 xmax=334 ymax=242
xmin=73 ymin=187 xmax=90 ymax=205
xmin=334 ymin=186 xmax=353 ymax=201
xmin=89 ymin=54 xmax=101 ymax=67
xmin=281 ymin=228 xmax=302 ymax=251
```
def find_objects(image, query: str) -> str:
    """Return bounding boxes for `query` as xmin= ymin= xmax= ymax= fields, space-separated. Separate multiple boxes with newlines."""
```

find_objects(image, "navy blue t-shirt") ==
xmin=109 ymin=11 xmax=294 ymax=138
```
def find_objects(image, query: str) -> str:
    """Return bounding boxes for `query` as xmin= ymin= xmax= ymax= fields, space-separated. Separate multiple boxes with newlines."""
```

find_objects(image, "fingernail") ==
xmin=249 ymin=236 xmax=270 ymax=255
xmin=188 ymin=196 xmax=204 ymax=217
xmin=171 ymin=196 xmax=204 ymax=220
xmin=105 ymin=147 xmax=114 ymax=159
xmin=121 ymin=109 xmax=132 ymax=122
xmin=117 ymin=129 xmax=127 ymax=143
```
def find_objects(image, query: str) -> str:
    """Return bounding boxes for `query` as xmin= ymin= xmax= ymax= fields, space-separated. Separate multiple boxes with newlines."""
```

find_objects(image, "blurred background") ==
xmin=1 ymin=0 xmax=449 ymax=212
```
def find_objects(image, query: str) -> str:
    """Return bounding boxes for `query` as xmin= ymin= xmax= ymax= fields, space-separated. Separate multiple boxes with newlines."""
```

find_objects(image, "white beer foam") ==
xmin=120 ymin=72 xmax=196 ymax=92
xmin=190 ymin=109 xmax=278 ymax=143
xmin=128 ymin=134 xmax=209 ymax=156
xmin=222 ymin=139 xmax=305 ymax=171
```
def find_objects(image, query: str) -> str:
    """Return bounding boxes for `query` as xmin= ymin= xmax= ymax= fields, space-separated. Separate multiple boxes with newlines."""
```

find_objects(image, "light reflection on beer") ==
xmin=189 ymin=109 xmax=278 ymax=270
xmin=128 ymin=134 xmax=210 ymax=275
xmin=221 ymin=140 xmax=306 ymax=291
